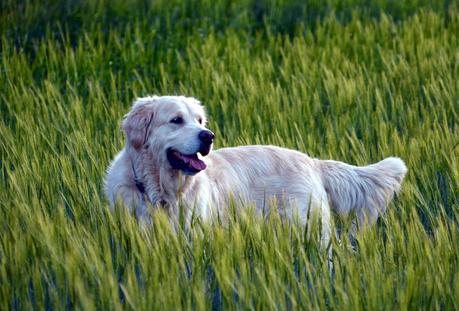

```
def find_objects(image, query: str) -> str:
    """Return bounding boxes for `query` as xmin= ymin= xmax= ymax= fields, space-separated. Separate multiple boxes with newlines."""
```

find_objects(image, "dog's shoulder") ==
xmin=104 ymin=149 xmax=137 ymax=204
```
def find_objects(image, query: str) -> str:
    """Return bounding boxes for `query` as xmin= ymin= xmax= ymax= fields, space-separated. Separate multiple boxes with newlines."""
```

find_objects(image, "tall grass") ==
xmin=1 ymin=0 xmax=458 ymax=309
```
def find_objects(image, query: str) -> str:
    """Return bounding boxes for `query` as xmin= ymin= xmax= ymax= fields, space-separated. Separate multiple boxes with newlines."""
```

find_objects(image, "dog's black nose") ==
xmin=199 ymin=130 xmax=215 ymax=145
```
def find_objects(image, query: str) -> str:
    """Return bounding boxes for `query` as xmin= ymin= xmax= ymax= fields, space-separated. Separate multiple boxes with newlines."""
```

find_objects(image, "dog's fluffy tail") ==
xmin=319 ymin=157 xmax=407 ymax=225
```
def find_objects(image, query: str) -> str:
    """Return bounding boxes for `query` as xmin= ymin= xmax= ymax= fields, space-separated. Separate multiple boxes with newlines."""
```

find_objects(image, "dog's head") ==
xmin=123 ymin=96 xmax=214 ymax=175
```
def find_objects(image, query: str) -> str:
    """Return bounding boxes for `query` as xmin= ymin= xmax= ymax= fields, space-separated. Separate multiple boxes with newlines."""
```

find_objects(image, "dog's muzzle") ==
xmin=167 ymin=130 xmax=214 ymax=175
xmin=198 ymin=130 xmax=214 ymax=156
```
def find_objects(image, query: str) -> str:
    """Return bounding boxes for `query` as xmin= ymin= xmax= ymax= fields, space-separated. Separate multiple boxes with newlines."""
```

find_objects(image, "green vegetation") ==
xmin=1 ymin=0 xmax=458 ymax=309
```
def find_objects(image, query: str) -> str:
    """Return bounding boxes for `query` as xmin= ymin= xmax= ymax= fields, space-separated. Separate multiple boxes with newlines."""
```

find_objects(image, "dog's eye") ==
xmin=170 ymin=117 xmax=183 ymax=124
xmin=198 ymin=118 xmax=203 ymax=124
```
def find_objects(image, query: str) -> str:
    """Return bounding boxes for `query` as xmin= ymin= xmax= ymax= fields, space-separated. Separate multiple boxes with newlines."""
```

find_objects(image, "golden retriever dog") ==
xmin=105 ymin=95 xmax=407 ymax=246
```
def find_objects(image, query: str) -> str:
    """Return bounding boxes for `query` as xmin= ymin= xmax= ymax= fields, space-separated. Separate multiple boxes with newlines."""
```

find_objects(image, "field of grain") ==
xmin=1 ymin=0 xmax=458 ymax=309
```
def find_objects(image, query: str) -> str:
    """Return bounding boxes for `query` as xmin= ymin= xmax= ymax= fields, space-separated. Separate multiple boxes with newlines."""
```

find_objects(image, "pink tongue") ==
xmin=182 ymin=154 xmax=207 ymax=171
xmin=189 ymin=157 xmax=207 ymax=170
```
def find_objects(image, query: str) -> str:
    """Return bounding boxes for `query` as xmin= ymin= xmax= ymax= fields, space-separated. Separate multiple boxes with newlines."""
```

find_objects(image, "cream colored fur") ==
xmin=105 ymin=96 xmax=407 ymax=246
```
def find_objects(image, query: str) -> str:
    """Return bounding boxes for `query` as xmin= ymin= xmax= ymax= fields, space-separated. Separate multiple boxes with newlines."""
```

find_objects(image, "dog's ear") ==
xmin=122 ymin=98 xmax=156 ymax=150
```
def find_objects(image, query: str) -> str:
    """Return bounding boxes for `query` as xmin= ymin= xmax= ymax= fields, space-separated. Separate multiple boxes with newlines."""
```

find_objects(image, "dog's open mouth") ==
xmin=167 ymin=149 xmax=207 ymax=175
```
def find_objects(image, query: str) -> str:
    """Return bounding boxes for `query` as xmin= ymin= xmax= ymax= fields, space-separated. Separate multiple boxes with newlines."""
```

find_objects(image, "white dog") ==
xmin=105 ymin=96 xmax=407 ymax=245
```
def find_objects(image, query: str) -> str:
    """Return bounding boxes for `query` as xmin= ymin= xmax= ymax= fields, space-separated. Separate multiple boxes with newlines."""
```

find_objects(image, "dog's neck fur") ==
xmin=128 ymin=146 xmax=197 ymax=212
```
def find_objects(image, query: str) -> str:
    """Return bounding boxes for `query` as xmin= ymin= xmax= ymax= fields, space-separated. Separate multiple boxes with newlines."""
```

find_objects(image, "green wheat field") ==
xmin=1 ymin=0 xmax=458 ymax=309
